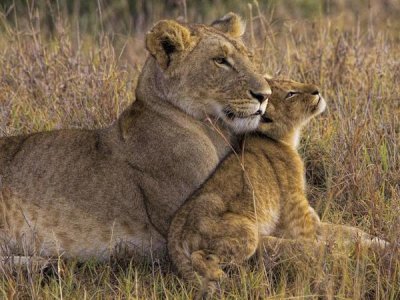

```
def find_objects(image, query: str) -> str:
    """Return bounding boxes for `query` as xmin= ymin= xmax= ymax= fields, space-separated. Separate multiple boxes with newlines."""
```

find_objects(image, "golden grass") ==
xmin=0 ymin=1 xmax=399 ymax=299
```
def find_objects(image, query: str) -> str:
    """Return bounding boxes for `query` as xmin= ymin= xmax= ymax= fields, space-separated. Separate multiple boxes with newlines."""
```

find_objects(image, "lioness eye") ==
xmin=213 ymin=57 xmax=231 ymax=68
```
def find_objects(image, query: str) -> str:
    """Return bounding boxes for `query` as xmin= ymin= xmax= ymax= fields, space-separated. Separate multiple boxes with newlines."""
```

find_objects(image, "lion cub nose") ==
xmin=248 ymin=89 xmax=270 ymax=103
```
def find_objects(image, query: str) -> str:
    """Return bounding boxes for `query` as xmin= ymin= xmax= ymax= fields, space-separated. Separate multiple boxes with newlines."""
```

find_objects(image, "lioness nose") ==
xmin=249 ymin=90 xmax=270 ymax=103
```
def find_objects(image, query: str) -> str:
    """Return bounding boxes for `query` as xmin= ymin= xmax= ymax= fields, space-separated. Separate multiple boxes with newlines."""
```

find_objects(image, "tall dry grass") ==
xmin=0 ymin=1 xmax=399 ymax=299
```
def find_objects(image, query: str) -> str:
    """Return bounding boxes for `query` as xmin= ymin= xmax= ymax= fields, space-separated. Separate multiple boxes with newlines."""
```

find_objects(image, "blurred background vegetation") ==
xmin=1 ymin=0 xmax=400 ymax=33
xmin=1 ymin=0 xmax=400 ymax=60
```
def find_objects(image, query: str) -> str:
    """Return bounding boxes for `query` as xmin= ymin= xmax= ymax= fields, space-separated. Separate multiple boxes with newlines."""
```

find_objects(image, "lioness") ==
xmin=0 ymin=13 xmax=270 ymax=259
xmin=168 ymin=78 xmax=327 ymax=294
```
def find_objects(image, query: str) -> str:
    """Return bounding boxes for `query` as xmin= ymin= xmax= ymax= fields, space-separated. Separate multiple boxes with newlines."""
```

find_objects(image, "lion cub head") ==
xmin=257 ymin=79 xmax=327 ymax=147
xmin=138 ymin=13 xmax=271 ymax=133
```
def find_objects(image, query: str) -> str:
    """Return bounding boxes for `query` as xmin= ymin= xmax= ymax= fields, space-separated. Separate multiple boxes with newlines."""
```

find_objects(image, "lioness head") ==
xmin=257 ymin=79 xmax=327 ymax=146
xmin=138 ymin=13 xmax=271 ymax=133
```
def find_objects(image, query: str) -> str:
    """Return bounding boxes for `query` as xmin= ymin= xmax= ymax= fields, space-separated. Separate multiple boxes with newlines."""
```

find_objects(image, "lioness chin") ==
xmin=0 ymin=13 xmax=270 ymax=260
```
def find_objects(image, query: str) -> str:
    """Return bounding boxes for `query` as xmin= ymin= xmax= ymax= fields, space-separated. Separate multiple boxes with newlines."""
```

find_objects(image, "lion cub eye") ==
xmin=286 ymin=91 xmax=299 ymax=99
xmin=213 ymin=57 xmax=232 ymax=68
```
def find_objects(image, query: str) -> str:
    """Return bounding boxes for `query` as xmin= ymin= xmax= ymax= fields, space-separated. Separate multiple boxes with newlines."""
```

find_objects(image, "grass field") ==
xmin=0 ymin=1 xmax=399 ymax=299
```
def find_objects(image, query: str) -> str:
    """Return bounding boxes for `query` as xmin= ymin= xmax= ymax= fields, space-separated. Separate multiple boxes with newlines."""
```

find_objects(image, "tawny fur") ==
xmin=0 ymin=14 xmax=270 ymax=260
xmin=261 ymin=222 xmax=390 ymax=261
xmin=168 ymin=79 xmax=327 ymax=293
xmin=210 ymin=12 xmax=246 ymax=38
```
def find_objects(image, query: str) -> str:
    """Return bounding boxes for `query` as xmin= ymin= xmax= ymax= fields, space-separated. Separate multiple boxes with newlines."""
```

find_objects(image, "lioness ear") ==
xmin=146 ymin=20 xmax=194 ymax=69
xmin=211 ymin=12 xmax=245 ymax=38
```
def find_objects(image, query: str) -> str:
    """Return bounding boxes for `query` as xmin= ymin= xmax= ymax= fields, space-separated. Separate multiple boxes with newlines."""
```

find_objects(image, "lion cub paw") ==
xmin=191 ymin=250 xmax=225 ymax=281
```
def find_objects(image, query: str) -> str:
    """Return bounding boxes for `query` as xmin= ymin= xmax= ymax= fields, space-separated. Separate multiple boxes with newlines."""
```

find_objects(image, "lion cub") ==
xmin=168 ymin=79 xmax=327 ymax=292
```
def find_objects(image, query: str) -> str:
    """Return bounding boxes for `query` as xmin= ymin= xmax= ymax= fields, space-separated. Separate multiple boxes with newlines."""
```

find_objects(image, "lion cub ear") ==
xmin=211 ymin=12 xmax=245 ymax=38
xmin=146 ymin=20 xmax=194 ymax=70
xmin=263 ymin=73 xmax=273 ymax=80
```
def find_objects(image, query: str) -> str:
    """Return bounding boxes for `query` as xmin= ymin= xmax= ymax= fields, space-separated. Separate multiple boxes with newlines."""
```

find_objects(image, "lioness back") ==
xmin=168 ymin=78 xmax=326 ymax=296
xmin=0 ymin=13 xmax=270 ymax=259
